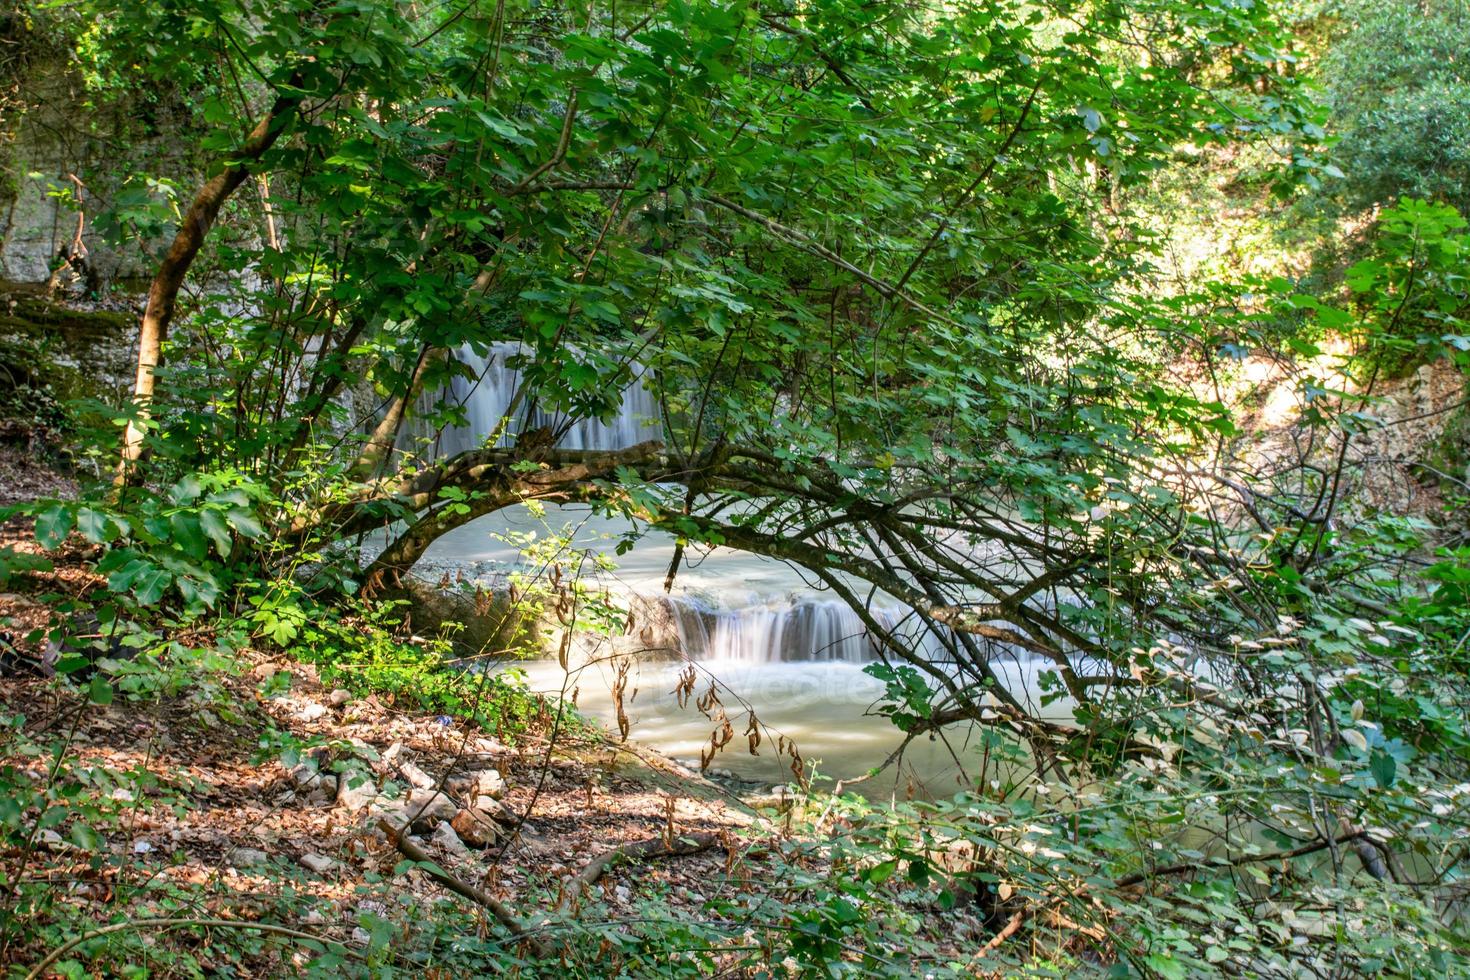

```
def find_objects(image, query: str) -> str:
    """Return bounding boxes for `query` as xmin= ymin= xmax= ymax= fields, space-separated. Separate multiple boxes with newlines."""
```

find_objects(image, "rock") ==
xmin=396 ymin=760 xmax=436 ymax=791
xmin=473 ymin=736 xmax=506 ymax=755
xmin=376 ymin=789 xmax=458 ymax=833
xmin=406 ymin=789 xmax=458 ymax=822
xmin=37 ymin=830 xmax=71 ymax=853
xmin=476 ymin=795 xmax=519 ymax=826
xmin=231 ymin=847 xmax=270 ymax=866
xmin=132 ymin=839 xmax=153 ymax=854
xmin=431 ymin=820 xmax=469 ymax=858
xmin=350 ymin=927 xmax=372 ymax=947
xmin=336 ymin=769 xmax=379 ymax=811
xmin=251 ymin=662 xmax=280 ymax=681
xmin=614 ymin=884 xmax=631 ymax=903
xmin=381 ymin=742 xmax=407 ymax=768
xmin=329 ymin=688 xmax=352 ymax=707
xmin=450 ymin=807 xmax=503 ymax=849
xmin=296 ymin=701 xmax=329 ymax=723
xmin=287 ymin=763 xmax=323 ymax=790
xmin=306 ymin=774 xmax=339 ymax=806
xmin=473 ymin=769 xmax=507 ymax=801
xmin=299 ymin=853 xmax=340 ymax=875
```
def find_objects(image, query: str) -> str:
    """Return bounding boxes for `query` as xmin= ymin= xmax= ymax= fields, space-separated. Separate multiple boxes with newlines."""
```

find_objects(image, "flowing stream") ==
xmin=407 ymin=358 xmax=1066 ymax=793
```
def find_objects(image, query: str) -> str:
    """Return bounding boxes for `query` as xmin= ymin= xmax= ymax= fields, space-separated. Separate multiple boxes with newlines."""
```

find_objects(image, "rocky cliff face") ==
xmin=1 ymin=20 xmax=197 ymax=290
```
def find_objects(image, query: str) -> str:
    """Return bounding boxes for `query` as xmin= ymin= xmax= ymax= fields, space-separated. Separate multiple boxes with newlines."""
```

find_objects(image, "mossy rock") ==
xmin=0 ymin=279 xmax=135 ymax=407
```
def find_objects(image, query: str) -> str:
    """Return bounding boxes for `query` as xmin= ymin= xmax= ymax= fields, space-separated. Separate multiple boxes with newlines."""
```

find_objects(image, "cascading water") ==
xmin=662 ymin=593 xmax=949 ymax=664
xmin=423 ymin=342 xmax=661 ymax=456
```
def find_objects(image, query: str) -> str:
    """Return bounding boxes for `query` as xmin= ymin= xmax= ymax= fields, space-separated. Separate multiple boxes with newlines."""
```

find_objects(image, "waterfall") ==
xmin=662 ymin=594 xmax=948 ymax=664
xmin=422 ymin=342 xmax=660 ymax=456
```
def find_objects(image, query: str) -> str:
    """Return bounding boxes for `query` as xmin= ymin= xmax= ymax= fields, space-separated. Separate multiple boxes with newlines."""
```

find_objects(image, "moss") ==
xmin=0 ymin=279 xmax=132 ymax=407
xmin=0 ymin=279 xmax=132 ymax=339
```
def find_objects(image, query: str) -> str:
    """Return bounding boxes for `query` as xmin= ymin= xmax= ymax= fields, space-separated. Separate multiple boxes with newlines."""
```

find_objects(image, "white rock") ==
xmin=132 ymin=840 xmax=153 ymax=853
xmin=336 ymin=769 xmax=378 ymax=811
xmin=614 ymin=884 xmax=631 ymax=903
xmin=376 ymin=789 xmax=458 ymax=833
xmin=474 ymin=769 xmax=507 ymax=801
xmin=381 ymin=742 xmax=407 ymax=767
xmin=396 ymin=760 xmax=436 ymax=790
xmin=299 ymin=852 xmax=340 ymax=875
xmin=329 ymin=688 xmax=352 ymax=707
xmin=231 ymin=847 xmax=270 ymax=866
xmin=288 ymin=763 xmax=323 ymax=790
xmin=296 ymin=701 xmax=329 ymax=722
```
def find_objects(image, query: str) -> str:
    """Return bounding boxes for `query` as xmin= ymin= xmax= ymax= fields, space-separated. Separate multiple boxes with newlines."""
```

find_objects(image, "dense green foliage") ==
xmin=1 ymin=0 xmax=1468 ymax=975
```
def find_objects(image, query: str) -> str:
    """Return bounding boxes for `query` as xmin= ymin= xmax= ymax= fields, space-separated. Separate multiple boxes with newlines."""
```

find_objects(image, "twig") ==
xmin=974 ymin=909 xmax=1025 ymax=960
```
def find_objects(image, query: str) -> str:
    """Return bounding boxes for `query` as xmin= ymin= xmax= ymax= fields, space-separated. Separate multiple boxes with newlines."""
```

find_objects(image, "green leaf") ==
xmin=226 ymin=508 xmax=264 ymax=540
xmin=88 ymin=676 xmax=113 ymax=705
xmin=131 ymin=567 xmax=172 ymax=606
xmin=866 ymin=860 xmax=897 ymax=884
xmin=199 ymin=509 xmax=233 ymax=558
xmin=74 ymin=508 xmax=114 ymax=544
xmin=1369 ymin=751 xmax=1396 ymax=789
xmin=34 ymin=505 xmax=72 ymax=550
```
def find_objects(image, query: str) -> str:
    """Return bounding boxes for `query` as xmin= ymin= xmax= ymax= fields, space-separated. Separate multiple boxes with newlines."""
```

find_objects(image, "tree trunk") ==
xmin=117 ymin=85 xmax=304 ymax=484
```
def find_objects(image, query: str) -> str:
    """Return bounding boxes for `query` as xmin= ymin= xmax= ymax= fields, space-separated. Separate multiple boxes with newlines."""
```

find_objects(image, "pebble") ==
xmin=329 ymin=688 xmax=352 ymax=707
xmin=231 ymin=847 xmax=270 ymax=866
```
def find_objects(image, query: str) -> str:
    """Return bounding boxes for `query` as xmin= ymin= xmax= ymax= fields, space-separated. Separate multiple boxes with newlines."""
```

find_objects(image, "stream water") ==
xmin=406 ymin=352 xmax=1065 ymax=793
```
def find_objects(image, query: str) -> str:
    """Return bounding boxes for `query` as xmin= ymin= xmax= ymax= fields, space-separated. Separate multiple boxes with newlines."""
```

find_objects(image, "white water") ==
xmin=422 ymin=343 xmax=660 ymax=456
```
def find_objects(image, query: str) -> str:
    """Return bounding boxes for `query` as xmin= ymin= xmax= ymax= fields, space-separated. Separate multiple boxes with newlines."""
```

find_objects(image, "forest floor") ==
xmin=0 ymin=446 xmax=798 ymax=975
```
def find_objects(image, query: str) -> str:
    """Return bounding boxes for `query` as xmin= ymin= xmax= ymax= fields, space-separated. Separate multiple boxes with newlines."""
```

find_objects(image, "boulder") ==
xmin=376 ymin=789 xmax=458 ymax=833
